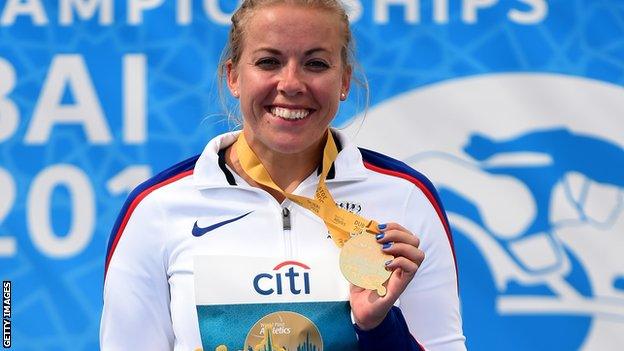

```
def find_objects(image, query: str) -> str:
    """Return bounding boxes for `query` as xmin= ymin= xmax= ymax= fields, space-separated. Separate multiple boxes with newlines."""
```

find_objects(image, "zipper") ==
xmin=236 ymin=186 xmax=293 ymax=256
xmin=282 ymin=207 xmax=291 ymax=230
xmin=282 ymin=205 xmax=293 ymax=257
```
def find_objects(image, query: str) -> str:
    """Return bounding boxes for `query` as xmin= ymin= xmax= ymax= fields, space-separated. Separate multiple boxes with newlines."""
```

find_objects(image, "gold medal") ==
xmin=339 ymin=231 xmax=392 ymax=296
xmin=234 ymin=131 xmax=393 ymax=294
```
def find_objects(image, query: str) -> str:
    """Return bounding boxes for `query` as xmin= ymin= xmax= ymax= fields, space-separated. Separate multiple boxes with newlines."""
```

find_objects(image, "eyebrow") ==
xmin=253 ymin=47 xmax=330 ymax=56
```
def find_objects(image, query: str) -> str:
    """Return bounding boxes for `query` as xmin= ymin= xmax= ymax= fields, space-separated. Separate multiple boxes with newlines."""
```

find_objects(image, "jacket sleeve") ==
xmin=354 ymin=306 xmax=426 ymax=350
xmin=100 ymin=194 xmax=174 ymax=350
xmin=399 ymin=186 xmax=466 ymax=350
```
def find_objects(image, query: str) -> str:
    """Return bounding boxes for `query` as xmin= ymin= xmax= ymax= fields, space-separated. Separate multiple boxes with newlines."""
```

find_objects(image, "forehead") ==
xmin=242 ymin=5 xmax=344 ymax=54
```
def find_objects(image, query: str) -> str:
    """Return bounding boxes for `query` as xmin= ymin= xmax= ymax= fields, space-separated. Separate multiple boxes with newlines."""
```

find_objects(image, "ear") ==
xmin=340 ymin=64 xmax=352 ymax=100
xmin=226 ymin=60 xmax=240 ymax=98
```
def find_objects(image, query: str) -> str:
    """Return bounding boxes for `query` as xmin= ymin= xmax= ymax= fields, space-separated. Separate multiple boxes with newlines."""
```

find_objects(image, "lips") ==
xmin=269 ymin=106 xmax=314 ymax=120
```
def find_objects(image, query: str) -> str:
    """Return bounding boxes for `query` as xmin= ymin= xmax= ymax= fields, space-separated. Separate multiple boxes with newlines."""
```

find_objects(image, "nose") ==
xmin=277 ymin=62 xmax=306 ymax=97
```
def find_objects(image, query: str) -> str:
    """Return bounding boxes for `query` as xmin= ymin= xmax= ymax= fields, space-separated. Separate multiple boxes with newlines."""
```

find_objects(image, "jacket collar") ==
xmin=192 ymin=129 xmax=368 ymax=190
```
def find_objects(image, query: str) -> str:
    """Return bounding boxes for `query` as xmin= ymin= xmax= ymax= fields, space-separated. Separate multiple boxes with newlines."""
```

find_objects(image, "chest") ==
xmin=162 ymin=182 xmax=410 ymax=349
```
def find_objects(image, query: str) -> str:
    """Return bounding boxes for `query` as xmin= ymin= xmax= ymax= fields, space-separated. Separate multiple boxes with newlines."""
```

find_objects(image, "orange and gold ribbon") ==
xmin=234 ymin=130 xmax=380 ymax=247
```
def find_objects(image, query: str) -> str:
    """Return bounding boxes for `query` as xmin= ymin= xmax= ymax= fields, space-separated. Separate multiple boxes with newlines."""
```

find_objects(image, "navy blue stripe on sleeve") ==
xmin=354 ymin=306 xmax=425 ymax=351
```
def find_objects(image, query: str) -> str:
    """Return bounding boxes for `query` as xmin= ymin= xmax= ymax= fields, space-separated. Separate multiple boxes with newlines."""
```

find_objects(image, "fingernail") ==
xmin=382 ymin=242 xmax=393 ymax=249
xmin=378 ymin=223 xmax=387 ymax=230
xmin=384 ymin=259 xmax=393 ymax=266
xmin=375 ymin=233 xmax=384 ymax=240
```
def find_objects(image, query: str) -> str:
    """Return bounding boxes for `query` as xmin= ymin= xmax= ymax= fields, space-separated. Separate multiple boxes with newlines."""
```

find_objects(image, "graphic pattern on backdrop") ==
xmin=347 ymin=74 xmax=624 ymax=350
xmin=0 ymin=0 xmax=622 ymax=349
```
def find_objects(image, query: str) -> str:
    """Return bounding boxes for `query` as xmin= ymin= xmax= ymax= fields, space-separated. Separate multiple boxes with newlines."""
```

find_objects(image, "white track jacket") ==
xmin=101 ymin=130 xmax=466 ymax=351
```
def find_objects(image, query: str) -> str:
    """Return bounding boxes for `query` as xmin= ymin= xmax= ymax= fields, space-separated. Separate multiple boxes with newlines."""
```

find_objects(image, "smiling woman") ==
xmin=100 ymin=1 xmax=466 ymax=350
xmin=225 ymin=2 xmax=351 ymax=195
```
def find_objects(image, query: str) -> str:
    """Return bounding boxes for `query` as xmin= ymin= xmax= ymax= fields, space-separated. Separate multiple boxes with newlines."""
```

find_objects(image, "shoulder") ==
xmin=118 ymin=154 xmax=199 ymax=216
xmin=359 ymin=149 xmax=459 ymax=293
xmin=359 ymin=147 xmax=452 ymax=237
xmin=104 ymin=155 xmax=199 ymax=276
xmin=359 ymin=148 xmax=443 ymax=208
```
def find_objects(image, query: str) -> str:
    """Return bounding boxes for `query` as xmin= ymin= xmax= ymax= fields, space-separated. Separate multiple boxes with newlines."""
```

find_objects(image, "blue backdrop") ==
xmin=1 ymin=0 xmax=623 ymax=349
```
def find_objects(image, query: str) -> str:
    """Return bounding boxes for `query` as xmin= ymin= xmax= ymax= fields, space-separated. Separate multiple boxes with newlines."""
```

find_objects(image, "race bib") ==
xmin=194 ymin=256 xmax=359 ymax=351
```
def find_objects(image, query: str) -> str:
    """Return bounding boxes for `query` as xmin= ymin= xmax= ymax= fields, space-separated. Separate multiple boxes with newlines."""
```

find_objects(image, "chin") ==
xmin=269 ymin=139 xmax=311 ymax=155
xmin=248 ymin=125 xmax=327 ymax=156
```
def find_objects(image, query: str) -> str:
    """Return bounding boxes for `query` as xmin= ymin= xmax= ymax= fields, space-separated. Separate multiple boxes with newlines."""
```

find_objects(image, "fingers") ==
xmin=383 ymin=267 xmax=413 ymax=299
xmin=376 ymin=223 xmax=420 ymax=248
xmin=381 ymin=242 xmax=424 ymax=265
xmin=384 ymin=255 xmax=423 ymax=276
xmin=375 ymin=222 xmax=423 ymax=266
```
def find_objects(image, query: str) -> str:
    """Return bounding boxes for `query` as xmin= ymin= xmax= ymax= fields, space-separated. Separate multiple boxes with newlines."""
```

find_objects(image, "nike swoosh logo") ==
xmin=192 ymin=211 xmax=253 ymax=237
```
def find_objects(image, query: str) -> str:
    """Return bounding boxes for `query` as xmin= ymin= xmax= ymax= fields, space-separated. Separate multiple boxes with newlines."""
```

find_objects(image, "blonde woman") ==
xmin=101 ymin=1 xmax=465 ymax=350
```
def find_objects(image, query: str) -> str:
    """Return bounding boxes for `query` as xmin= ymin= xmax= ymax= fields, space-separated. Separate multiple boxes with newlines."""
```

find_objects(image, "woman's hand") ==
xmin=349 ymin=222 xmax=425 ymax=330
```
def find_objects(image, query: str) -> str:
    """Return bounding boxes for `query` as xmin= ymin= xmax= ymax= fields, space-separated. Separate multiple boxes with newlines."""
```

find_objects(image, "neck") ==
xmin=226 ymin=129 xmax=327 ymax=201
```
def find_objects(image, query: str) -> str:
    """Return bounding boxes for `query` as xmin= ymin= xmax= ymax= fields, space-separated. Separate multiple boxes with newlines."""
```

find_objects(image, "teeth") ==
xmin=271 ymin=107 xmax=310 ymax=120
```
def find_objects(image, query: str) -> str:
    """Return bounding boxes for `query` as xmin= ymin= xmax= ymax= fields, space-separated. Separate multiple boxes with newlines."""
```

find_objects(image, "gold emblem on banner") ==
xmin=339 ymin=231 xmax=393 ymax=296
xmin=244 ymin=311 xmax=323 ymax=351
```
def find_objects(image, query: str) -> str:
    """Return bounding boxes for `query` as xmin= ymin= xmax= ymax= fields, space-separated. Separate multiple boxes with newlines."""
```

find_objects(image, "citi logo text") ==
xmin=253 ymin=261 xmax=311 ymax=296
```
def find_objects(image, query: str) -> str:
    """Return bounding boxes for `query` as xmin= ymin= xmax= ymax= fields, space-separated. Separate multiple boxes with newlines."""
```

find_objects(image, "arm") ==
xmin=351 ymin=186 xmax=465 ymax=350
xmin=354 ymin=306 xmax=425 ymax=351
xmin=349 ymin=220 xmax=427 ymax=351
xmin=398 ymin=186 xmax=466 ymax=350
xmin=100 ymin=194 xmax=174 ymax=350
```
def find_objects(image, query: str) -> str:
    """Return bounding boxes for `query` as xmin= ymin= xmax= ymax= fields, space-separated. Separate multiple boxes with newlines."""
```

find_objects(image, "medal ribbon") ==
xmin=234 ymin=131 xmax=379 ymax=247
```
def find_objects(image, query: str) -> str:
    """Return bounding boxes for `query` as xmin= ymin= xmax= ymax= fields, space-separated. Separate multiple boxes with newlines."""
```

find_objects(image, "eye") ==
xmin=255 ymin=57 xmax=280 ymax=70
xmin=305 ymin=59 xmax=330 ymax=71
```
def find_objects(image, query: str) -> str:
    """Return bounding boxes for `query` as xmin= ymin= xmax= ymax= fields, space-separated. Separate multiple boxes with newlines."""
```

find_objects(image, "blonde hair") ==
xmin=222 ymin=0 xmax=352 ymax=68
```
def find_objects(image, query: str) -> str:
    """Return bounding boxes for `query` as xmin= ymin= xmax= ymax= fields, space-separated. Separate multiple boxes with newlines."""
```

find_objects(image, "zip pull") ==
xmin=282 ymin=207 xmax=291 ymax=230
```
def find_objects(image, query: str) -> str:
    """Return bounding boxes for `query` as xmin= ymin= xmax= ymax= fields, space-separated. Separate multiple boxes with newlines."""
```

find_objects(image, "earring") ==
xmin=340 ymin=92 xmax=346 ymax=100
xmin=233 ymin=90 xmax=239 ymax=98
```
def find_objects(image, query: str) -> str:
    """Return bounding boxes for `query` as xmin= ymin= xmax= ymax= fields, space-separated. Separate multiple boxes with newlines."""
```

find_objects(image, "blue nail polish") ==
xmin=375 ymin=233 xmax=384 ymax=240
xmin=382 ymin=242 xmax=393 ymax=249
xmin=378 ymin=223 xmax=387 ymax=230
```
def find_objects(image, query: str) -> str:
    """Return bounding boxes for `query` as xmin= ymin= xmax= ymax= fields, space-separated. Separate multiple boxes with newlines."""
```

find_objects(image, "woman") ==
xmin=101 ymin=0 xmax=465 ymax=350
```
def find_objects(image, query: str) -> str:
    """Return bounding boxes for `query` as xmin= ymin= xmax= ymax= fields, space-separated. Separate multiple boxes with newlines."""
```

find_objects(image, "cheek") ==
xmin=239 ymin=67 xmax=269 ymax=91
xmin=313 ymin=78 xmax=342 ymax=102
xmin=240 ymin=80 xmax=272 ymax=111
xmin=316 ymin=89 xmax=341 ymax=116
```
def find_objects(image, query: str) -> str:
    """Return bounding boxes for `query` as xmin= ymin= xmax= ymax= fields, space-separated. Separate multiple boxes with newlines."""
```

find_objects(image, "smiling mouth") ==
xmin=269 ymin=106 xmax=313 ymax=120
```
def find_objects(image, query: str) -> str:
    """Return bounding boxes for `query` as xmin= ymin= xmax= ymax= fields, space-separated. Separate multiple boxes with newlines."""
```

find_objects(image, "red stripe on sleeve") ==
xmin=104 ymin=169 xmax=194 ymax=278
xmin=363 ymin=162 xmax=458 ymax=280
